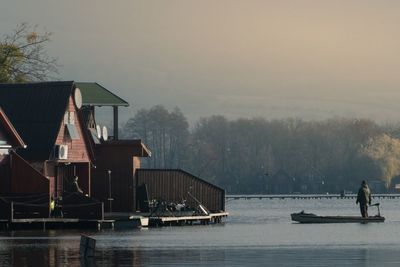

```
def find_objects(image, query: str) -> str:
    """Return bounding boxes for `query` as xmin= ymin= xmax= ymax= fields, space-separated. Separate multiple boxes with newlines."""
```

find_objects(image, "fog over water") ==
xmin=2 ymin=1 xmax=400 ymax=124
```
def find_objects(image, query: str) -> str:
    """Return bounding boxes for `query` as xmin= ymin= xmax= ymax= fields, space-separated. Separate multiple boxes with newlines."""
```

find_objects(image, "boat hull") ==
xmin=291 ymin=212 xmax=385 ymax=223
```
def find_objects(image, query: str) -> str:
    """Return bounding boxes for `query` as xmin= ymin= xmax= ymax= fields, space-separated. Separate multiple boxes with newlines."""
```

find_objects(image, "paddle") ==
xmin=369 ymin=203 xmax=381 ymax=216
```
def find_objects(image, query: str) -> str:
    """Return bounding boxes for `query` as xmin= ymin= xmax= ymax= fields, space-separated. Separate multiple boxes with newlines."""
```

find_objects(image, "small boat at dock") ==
xmin=291 ymin=211 xmax=385 ymax=223
xmin=291 ymin=203 xmax=385 ymax=223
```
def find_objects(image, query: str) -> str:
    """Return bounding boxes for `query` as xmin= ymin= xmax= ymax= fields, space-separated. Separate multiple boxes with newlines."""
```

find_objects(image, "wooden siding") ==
xmin=10 ymin=152 xmax=50 ymax=194
xmin=91 ymin=142 xmax=146 ymax=212
xmin=54 ymin=96 xmax=90 ymax=162
xmin=0 ymin=156 xmax=11 ymax=194
xmin=52 ymin=96 xmax=91 ymax=198
xmin=136 ymin=169 xmax=225 ymax=212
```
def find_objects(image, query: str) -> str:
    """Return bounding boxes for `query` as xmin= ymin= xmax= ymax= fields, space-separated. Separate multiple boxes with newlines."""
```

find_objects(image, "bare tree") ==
xmin=0 ymin=23 xmax=58 ymax=82
xmin=123 ymin=105 xmax=189 ymax=169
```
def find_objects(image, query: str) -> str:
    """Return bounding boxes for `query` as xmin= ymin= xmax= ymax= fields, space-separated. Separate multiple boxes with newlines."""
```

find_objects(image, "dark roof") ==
xmin=75 ymin=82 xmax=129 ymax=107
xmin=0 ymin=81 xmax=74 ymax=160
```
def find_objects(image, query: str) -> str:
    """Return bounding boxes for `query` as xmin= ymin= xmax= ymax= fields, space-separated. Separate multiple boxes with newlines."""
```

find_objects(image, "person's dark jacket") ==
xmin=356 ymin=184 xmax=371 ymax=205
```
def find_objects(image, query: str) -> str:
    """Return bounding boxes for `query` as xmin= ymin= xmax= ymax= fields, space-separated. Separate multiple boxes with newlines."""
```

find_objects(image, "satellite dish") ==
xmin=74 ymin=87 xmax=82 ymax=109
xmin=102 ymin=126 xmax=108 ymax=141
xmin=96 ymin=125 xmax=101 ymax=139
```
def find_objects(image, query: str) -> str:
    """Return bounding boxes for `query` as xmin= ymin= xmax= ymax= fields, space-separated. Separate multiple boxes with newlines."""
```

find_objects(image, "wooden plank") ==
xmin=150 ymin=212 xmax=229 ymax=223
xmin=80 ymin=235 xmax=96 ymax=257
xmin=226 ymin=194 xmax=400 ymax=199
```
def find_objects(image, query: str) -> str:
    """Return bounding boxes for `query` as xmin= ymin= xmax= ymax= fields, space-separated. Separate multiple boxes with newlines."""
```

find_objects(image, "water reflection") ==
xmin=2 ymin=244 xmax=400 ymax=267
xmin=1 ymin=198 xmax=400 ymax=266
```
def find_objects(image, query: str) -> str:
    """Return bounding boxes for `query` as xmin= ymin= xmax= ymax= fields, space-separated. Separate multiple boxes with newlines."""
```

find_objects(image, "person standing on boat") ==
xmin=356 ymin=180 xmax=372 ymax=218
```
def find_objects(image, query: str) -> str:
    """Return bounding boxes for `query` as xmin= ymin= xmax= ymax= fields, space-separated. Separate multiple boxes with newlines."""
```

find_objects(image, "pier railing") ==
xmin=0 ymin=194 xmax=49 ymax=220
xmin=226 ymin=194 xmax=400 ymax=200
xmin=61 ymin=192 xmax=103 ymax=219
xmin=0 ymin=193 xmax=104 ymax=220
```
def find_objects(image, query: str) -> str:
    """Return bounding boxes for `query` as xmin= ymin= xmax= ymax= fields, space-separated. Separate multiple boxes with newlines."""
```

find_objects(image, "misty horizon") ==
xmin=2 ymin=1 xmax=400 ymax=125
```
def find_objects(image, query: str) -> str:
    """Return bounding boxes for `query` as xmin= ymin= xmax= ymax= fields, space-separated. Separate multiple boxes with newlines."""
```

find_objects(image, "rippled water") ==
xmin=1 ymin=197 xmax=400 ymax=266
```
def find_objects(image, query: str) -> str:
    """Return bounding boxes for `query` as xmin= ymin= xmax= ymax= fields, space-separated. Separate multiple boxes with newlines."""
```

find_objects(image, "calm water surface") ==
xmin=1 ymin=197 xmax=400 ymax=266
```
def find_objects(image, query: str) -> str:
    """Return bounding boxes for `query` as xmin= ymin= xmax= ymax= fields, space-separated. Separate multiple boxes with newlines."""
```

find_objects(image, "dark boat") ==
xmin=291 ymin=211 xmax=385 ymax=223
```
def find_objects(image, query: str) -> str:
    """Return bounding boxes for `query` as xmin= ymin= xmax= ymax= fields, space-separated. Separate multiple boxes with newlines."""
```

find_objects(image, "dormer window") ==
xmin=64 ymin=111 xmax=75 ymax=125
xmin=66 ymin=124 xmax=80 ymax=140
xmin=64 ymin=111 xmax=79 ymax=140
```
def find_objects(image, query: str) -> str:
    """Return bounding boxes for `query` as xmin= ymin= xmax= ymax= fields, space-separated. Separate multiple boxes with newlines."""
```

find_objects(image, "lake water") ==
xmin=1 ymin=197 xmax=400 ymax=266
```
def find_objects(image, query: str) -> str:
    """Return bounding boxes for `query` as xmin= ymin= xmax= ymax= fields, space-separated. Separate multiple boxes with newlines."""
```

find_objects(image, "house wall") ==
xmin=0 ymin=156 xmax=11 ymax=194
xmin=91 ymin=145 xmax=144 ymax=212
xmin=51 ymin=96 xmax=91 ymax=197
xmin=54 ymin=96 xmax=90 ymax=162
xmin=10 ymin=152 xmax=50 ymax=194
xmin=0 ymin=124 xmax=9 ymax=144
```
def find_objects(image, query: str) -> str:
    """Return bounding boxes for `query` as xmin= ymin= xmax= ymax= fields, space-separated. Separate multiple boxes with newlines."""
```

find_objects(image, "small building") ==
xmin=0 ymin=82 xmax=102 ymax=219
xmin=0 ymin=107 xmax=26 ymax=192
xmin=76 ymin=82 xmax=151 ymax=213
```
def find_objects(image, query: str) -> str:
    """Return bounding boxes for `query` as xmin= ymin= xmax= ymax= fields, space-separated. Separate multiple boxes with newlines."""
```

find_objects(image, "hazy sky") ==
xmin=2 ymin=1 xmax=400 ymax=124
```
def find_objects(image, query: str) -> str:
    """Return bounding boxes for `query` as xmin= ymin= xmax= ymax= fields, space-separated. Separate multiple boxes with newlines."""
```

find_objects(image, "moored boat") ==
xmin=291 ymin=211 xmax=385 ymax=223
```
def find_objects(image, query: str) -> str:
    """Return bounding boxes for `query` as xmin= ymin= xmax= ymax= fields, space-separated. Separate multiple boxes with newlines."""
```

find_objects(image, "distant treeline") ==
xmin=122 ymin=105 xmax=400 ymax=194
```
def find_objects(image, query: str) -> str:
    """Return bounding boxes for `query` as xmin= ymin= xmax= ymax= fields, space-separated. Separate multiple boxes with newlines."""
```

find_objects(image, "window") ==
xmin=66 ymin=124 xmax=80 ymax=140
xmin=68 ymin=111 xmax=75 ymax=124
xmin=64 ymin=111 xmax=75 ymax=125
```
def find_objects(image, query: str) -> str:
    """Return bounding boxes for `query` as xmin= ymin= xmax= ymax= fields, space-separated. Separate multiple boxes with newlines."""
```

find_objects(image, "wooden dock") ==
xmin=149 ymin=212 xmax=229 ymax=227
xmin=0 ymin=211 xmax=229 ymax=230
xmin=226 ymin=194 xmax=400 ymax=200
xmin=0 ymin=218 xmax=114 ymax=230
xmin=104 ymin=212 xmax=149 ymax=229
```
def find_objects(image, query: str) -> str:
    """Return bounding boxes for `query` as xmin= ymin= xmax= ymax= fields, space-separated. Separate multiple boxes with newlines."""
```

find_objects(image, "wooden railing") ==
xmin=0 ymin=194 xmax=49 ymax=220
xmin=61 ymin=192 xmax=104 ymax=219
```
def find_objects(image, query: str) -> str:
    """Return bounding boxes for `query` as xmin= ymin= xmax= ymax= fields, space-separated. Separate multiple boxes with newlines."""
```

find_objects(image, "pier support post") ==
xmin=80 ymin=235 xmax=96 ymax=257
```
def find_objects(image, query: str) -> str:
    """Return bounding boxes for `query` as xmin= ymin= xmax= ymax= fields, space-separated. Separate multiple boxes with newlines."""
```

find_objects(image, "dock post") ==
xmin=10 ymin=202 xmax=13 ymax=222
xmin=101 ymin=202 xmax=104 ymax=221
xmin=80 ymin=235 xmax=96 ymax=258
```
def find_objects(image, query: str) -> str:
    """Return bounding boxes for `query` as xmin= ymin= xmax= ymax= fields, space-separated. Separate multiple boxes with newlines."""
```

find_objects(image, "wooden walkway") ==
xmin=226 ymin=194 xmax=400 ymax=200
xmin=149 ymin=212 xmax=229 ymax=227
xmin=0 ymin=218 xmax=114 ymax=230
xmin=0 ymin=212 xmax=229 ymax=230
xmin=105 ymin=212 xmax=149 ymax=229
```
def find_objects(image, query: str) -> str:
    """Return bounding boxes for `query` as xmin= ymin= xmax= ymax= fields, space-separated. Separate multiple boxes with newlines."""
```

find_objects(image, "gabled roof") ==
xmin=0 ymin=107 xmax=26 ymax=148
xmin=75 ymin=82 xmax=129 ymax=107
xmin=0 ymin=81 xmax=74 ymax=160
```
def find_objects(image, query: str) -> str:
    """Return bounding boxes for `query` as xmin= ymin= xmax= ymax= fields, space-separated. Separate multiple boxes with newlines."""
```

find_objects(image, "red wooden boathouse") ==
xmin=0 ymin=82 xmax=102 ymax=219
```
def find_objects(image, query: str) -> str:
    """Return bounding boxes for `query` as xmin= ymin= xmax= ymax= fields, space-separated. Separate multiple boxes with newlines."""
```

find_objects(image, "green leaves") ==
xmin=0 ymin=23 xmax=58 ymax=83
